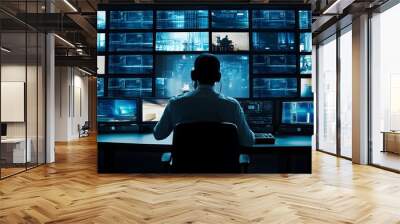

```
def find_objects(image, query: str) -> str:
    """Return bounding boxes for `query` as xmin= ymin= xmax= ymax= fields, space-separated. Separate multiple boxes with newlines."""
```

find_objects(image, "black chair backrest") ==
xmin=172 ymin=122 xmax=241 ymax=173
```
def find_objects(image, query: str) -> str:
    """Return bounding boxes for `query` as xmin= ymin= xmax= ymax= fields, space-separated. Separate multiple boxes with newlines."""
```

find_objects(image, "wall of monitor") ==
xmin=96 ymin=4 xmax=313 ymax=134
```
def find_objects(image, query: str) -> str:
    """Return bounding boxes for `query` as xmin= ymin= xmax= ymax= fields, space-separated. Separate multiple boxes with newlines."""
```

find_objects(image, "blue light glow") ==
xmin=252 ymin=10 xmax=295 ymax=29
xmin=97 ymin=11 xmax=106 ymax=30
xmin=97 ymin=99 xmax=137 ymax=123
xmin=109 ymin=33 xmax=153 ymax=52
xmin=156 ymin=10 xmax=208 ymax=29
xmin=299 ymin=10 xmax=312 ymax=29
xmin=300 ymin=55 xmax=312 ymax=74
xmin=156 ymin=32 xmax=209 ymax=51
xmin=253 ymin=78 xmax=297 ymax=98
xmin=253 ymin=32 xmax=296 ymax=52
xmin=108 ymin=78 xmax=152 ymax=97
xmin=108 ymin=55 xmax=153 ymax=74
xmin=211 ymin=10 xmax=249 ymax=29
xmin=110 ymin=11 xmax=153 ymax=29
xmin=301 ymin=78 xmax=313 ymax=97
xmin=282 ymin=101 xmax=314 ymax=125
xmin=97 ymin=33 xmax=106 ymax=52
xmin=253 ymin=55 xmax=296 ymax=74
xmin=300 ymin=33 xmax=312 ymax=52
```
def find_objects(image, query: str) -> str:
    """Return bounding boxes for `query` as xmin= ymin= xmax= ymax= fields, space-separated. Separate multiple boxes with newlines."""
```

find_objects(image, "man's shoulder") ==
xmin=217 ymin=95 xmax=241 ymax=107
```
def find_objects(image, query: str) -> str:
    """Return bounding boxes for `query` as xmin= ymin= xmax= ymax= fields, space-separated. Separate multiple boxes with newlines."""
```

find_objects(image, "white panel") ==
xmin=1 ymin=82 xmax=25 ymax=122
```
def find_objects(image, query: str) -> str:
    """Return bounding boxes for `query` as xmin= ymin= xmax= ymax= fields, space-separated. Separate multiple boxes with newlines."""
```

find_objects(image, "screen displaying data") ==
xmin=110 ymin=11 xmax=153 ymax=29
xmin=97 ymin=77 xmax=104 ymax=97
xmin=253 ymin=32 xmax=296 ymax=52
xmin=211 ymin=10 xmax=249 ymax=29
xmin=299 ymin=10 xmax=312 ymax=29
xmin=252 ymin=10 xmax=295 ymax=29
xmin=301 ymin=78 xmax=313 ymax=97
xmin=156 ymin=10 xmax=208 ymax=29
xmin=300 ymin=55 xmax=312 ymax=74
xmin=108 ymin=78 xmax=152 ymax=97
xmin=212 ymin=32 xmax=249 ymax=52
xmin=253 ymin=78 xmax=297 ymax=98
xmin=108 ymin=55 xmax=153 ymax=74
xmin=156 ymin=32 xmax=209 ymax=51
xmin=282 ymin=101 xmax=314 ymax=125
xmin=97 ymin=99 xmax=138 ymax=123
xmin=109 ymin=33 xmax=153 ymax=52
xmin=253 ymin=55 xmax=296 ymax=74
xmin=142 ymin=99 xmax=169 ymax=122
xmin=300 ymin=33 xmax=312 ymax=52
xmin=155 ymin=54 xmax=249 ymax=98
xmin=97 ymin=11 xmax=106 ymax=30
xmin=97 ymin=33 xmax=105 ymax=52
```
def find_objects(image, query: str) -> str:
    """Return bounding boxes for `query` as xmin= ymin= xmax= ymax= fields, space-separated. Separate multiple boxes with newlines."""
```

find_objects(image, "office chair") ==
xmin=78 ymin=121 xmax=90 ymax=138
xmin=164 ymin=122 xmax=249 ymax=173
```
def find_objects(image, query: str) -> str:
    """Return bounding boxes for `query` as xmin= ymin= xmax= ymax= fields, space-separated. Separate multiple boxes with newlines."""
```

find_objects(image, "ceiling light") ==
xmin=1 ymin=47 xmax=11 ymax=53
xmin=54 ymin=34 xmax=75 ymax=48
xmin=63 ymin=0 xmax=78 ymax=12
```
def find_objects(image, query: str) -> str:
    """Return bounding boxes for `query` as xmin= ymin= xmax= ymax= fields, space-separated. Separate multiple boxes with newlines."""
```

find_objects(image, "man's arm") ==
xmin=234 ymin=103 xmax=255 ymax=147
xmin=153 ymin=103 xmax=173 ymax=140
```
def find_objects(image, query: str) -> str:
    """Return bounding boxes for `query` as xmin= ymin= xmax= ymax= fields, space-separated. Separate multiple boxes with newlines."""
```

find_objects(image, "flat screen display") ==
xmin=300 ymin=33 xmax=312 ymax=52
xmin=301 ymin=78 xmax=313 ymax=97
xmin=253 ymin=78 xmax=297 ymax=98
xmin=156 ymin=10 xmax=208 ymax=29
xmin=211 ymin=32 xmax=249 ymax=52
xmin=155 ymin=54 xmax=249 ymax=98
xmin=97 ymin=11 xmax=106 ymax=30
xmin=300 ymin=55 xmax=312 ymax=74
xmin=110 ymin=11 xmax=153 ymax=29
xmin=97 ymin=99 xmax=137 ymax=123
xmin=299 ymin=10 xmax=312 ymax=29
xmin=108 ymin=55 xmax=153 ymax=74
xmin=253 ymin=32 xmax=296 ymax=52
xmin=109 ymin=33 xmax=153 ymax=52
xmin=97 ymin=77 xmax=104 ymax=97
xmin=156 ymin=32 xmax=209 ymax=51
xmin=108 ymin=78 xmax=152 ymax=97
xmin=282 ymin=101 xmax=314 ymax=125
xmin=97 ymin=33 xmax=106 ymax=52
xmin=142 ymin=99 xmax=169 ymax=122
xmin=211 ymin=10 xmax=249 ymax=29
xmin=97 ymin=56 xmax=105 ymax=74
xmin=252 ymin=10 xmax=295 ymax=29
xmin=253 ymin=55 xmax=296 ymax=74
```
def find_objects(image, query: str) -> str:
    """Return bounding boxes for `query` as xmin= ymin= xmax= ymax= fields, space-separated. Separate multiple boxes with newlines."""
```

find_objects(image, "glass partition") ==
xmin=339 ymin=27 xmax=352 ymax=158
xmin=370 ymin=4 xmax=400 ymax=171
xmin=317 ymin=35 xmax=337 ymax=154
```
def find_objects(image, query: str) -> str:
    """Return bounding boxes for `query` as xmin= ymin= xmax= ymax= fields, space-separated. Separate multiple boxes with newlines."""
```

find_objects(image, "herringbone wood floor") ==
xmin=1 ymin=136 xmax=400 ymax=224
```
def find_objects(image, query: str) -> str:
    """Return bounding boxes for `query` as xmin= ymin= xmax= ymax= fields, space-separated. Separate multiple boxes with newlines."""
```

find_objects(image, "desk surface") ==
xmin=97 ymin=133 xmax=311 ymax=149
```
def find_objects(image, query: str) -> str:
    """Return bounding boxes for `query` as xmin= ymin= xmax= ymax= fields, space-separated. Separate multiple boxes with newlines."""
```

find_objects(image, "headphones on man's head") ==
xmin=191 ymin=54 xmax=221 ymax=85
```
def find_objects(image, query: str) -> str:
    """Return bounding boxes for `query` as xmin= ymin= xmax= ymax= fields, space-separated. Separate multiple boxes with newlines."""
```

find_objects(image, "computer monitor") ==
xmin=253 ymin=78 xmax=297 ymax=98
xmin=97 ymin=98 xmax=138 ymax=123
xmin=239 ymin=100 xmax=274 ymax=133
xmin=281 ymin=101 xmax=314 ymax=125
xmin=155 ymin=54 xmax=249 ymax=98
xmin=142 ymin=98 xmax=169 ymax=122
xmin=156 ymin=10 xmax=208 ymax=29
xmin=1 ymin=123 xmax=7 ymax=137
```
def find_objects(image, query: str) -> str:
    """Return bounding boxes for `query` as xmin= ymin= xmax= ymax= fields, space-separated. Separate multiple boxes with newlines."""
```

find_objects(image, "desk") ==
xmin=1 ymin=138 xmax=32 ymax=164
xmin=382 ymin=131 xmax=400 ymax=154
xmin=97 ymin=133 xmax=312 ymax=173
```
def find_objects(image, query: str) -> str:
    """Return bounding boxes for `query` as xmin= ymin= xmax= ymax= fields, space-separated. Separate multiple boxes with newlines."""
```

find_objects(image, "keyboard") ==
xmin=254 ymin=133 xmax=275 ymax=144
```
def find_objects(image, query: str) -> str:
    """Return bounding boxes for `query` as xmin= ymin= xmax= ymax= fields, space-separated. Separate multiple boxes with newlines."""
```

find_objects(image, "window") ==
xmin=317 ymin=35 xmax=337 ymax=154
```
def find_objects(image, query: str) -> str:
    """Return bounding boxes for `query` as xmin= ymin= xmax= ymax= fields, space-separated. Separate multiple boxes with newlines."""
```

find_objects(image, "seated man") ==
xmin=153 ymin=53 xmax=255 ymax=147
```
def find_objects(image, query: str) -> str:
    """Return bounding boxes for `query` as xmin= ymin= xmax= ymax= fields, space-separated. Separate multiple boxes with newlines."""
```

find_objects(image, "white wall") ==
xmin=55 ymin=67 xmax=89 ymax=141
